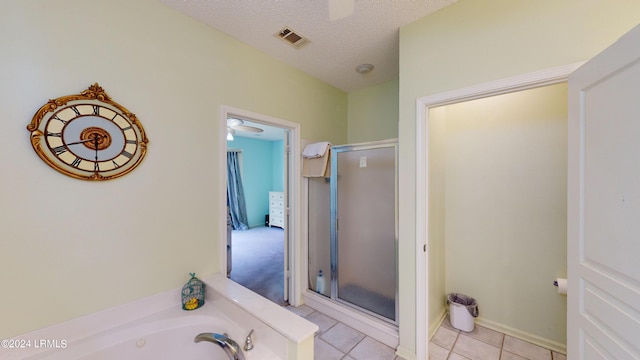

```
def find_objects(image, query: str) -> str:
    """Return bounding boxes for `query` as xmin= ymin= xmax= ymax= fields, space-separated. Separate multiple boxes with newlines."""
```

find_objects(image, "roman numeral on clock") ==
xmin=52 ymin=145 xmax=67 ymax=155
xmin=52 ymin=115 xmax=67 ymax=124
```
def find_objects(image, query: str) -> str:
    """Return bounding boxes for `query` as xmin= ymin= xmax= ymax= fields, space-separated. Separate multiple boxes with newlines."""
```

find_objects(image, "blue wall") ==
xmin=272 ymin=140 xmax=284 ymax=192
xmin=227 ymin=137 xmax=284 ymax=228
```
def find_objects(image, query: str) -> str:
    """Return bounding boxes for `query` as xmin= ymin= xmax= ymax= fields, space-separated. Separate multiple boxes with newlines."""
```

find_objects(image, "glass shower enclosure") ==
xmin=308 ymin=139 xmax=398 ymax=323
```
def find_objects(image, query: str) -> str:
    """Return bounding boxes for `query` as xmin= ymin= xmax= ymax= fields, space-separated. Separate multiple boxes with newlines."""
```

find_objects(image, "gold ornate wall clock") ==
xmin=27 ymin=83 xmax=149 ymax=181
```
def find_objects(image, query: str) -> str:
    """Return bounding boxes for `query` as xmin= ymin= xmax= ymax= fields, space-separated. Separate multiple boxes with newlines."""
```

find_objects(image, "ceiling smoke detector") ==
xmin=275 ymin=26 xmax=310 ymax=49
xmin=355 ymin=64 xmax=374 ymax=74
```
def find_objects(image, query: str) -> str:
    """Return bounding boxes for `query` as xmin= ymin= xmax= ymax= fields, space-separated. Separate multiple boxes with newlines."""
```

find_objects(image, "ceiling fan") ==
xmin=227 ymin=118 xmax=263 ymax=140
xmin=329 ymin=0 xmax=354 ymax=20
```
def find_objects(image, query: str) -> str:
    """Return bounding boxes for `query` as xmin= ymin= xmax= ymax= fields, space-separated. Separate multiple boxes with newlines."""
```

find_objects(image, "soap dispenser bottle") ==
xmin=316 ymin=270 xmax=326 ymax=295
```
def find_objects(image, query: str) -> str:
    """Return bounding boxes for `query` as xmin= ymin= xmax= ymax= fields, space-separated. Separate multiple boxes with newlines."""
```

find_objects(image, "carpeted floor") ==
xmin=229 ymin=226 xmax=287 ymax=306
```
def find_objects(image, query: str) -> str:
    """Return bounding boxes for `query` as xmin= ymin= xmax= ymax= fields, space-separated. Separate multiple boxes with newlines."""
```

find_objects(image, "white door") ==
xmin=568 ymin=24 xmax=640 ymax=359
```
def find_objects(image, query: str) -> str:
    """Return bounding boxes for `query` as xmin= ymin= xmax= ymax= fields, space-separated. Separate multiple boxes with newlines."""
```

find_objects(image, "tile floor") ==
xmin=286 ymin=304 xmax=401 ymax=360
xmin=286 ymin=304 xmax=567 ymax=360
xmin=429 ymin=316 xmax=567 ymax=360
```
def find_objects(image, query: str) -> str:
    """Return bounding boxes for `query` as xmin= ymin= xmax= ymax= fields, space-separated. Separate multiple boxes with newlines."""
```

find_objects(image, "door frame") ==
xmin=218 ymin=105 xmax=303 ymax=306
xmin=414 ymin=62 xmax=582 ymax=360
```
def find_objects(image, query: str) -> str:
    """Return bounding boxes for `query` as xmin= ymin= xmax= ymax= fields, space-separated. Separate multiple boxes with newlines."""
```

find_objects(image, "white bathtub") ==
xmin=2 ymin=274 xmax=317 ymax=360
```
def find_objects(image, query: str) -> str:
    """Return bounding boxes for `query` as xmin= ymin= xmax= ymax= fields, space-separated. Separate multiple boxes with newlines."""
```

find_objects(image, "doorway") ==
xmin=219 ymin=106 xmax=302 ymax=307
xmin=414 ymin=63 xmax=582 ymax=359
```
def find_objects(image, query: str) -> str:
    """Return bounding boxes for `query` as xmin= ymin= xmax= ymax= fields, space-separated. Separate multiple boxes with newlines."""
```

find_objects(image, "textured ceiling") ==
xmin=160 ymin=0 xmax=458 ymax=92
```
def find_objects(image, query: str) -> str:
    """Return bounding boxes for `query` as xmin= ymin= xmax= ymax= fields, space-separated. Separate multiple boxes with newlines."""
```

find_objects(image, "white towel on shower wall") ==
xmin=303 ymin=142 xmax=331 ymax=158
xmin=302 ymin=142 xmax=331 ymax=178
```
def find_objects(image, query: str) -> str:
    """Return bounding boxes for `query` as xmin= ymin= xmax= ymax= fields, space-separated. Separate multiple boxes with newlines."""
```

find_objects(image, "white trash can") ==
xmin=447 ymin=293 xmax=478 ymax=332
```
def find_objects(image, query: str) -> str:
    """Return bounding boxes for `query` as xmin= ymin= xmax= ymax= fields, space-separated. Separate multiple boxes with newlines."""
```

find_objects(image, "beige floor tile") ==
xmin=452 ymin=334 xmax=501 ymax=360
xmin=503 ymin=336 xmax=552 ymax=360
xmin=314 ymin=338 xmax=345 ymax=360
xmin=552 ymin=352 xmax=567 ymax=360
xmin=449 ymin=353 xmax=471 ymax=360
xmin=285 ymin=304 xmax=314 ymax=317
xmin=428 ymin=342 xmax=450 ymax=360
xmin=464 ymin=325 xmax=504 ymax=348
xmin=348 ymin=336 xmax=396 ymax=360
xmin=431 ymin=326 xmax=459 ymax=350
xmin=501 ymin=350 xmax=528 ymax=360
xmin=320 ymin=322 xmax=365 ymax=353
xmin=305 ymin=311 xmax=338 ymax=335
xmin=442 ymin=315 xmax=462 ymax=332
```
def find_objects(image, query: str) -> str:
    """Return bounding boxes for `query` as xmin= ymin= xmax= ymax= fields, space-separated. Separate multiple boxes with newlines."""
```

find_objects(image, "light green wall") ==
xmin=433 ymin=83 xmax=568 ymax=347
xmin=398 ymin=0 xmax=640 ymax=355
xmin=347 ymin=79 xmax=398 ymax=143
xmin=427 ymin=106 xmax=447 ymax=336
xmin=0 ymin=0 xmax=346 ymax=339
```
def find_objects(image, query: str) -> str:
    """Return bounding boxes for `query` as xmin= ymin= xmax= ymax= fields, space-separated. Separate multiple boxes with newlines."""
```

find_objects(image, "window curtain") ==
xmin=227 ymin=151 xmax=249 ymax=230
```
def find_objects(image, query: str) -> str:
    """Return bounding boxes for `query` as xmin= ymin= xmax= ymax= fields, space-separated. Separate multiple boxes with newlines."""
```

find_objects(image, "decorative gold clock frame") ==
xmin=27 ymin=83 xmax=149 ymax=181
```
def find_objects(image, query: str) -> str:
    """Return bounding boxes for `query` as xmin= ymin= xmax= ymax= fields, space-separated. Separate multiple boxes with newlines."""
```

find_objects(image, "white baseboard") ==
xmin=429 ymin=309 xmax=447 ymax=340
xmin=474 ymin=317 xmax=567 ymax=355
xmin=395 ymin=345 xmax=416 ymax=360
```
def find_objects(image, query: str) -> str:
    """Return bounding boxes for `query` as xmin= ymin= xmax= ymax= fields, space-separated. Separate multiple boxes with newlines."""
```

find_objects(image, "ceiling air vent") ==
xmin=275 ymin=26 xmax=310 ymax=49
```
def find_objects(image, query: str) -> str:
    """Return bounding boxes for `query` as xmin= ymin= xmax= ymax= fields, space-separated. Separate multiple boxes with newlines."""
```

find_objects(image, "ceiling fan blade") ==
xmin=233 ymin=125 xmax=264 ymax=133
xmin=329 ymin=0 xmax=354 ymax=20
xmin=227 ymin=118 xmax=243 ymax=127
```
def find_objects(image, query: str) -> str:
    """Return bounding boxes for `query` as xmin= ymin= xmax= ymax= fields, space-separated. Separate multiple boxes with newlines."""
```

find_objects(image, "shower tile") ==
xmin=348 ymin=336 xmax=396 ymax=360
xmin=451 ymin=334 xmax=501 ymax=360
xmin=431 ymin=326 xmax=458 ymax=350
xmin=286 ymin=304 xmax=314 ymax=317
xmin=305 ymin=311 xmax=338 ymax=335
xmin=428 ymin=342 xmax=450 ymax=360
xmin=320 ymin=322 xmax=365 ymax=353
xmin=314 ymin=338 xmax=345 ymax=360
xmin=503 ymin=336 xmax=552 ymax=360
xmin=464 ymin=324 xmax=504 ymax=348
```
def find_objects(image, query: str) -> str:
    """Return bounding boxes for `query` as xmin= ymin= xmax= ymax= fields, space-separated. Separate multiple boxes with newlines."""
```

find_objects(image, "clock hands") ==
xmin=65 ymin=134 xmax=103 ymax=167
xmin=94 ymin=135 xmax=99 ymax=164
xmin=66 ymin=134 xmax=104 ymax=147
xmin=65 ymin=138 xmax=96 ymax=146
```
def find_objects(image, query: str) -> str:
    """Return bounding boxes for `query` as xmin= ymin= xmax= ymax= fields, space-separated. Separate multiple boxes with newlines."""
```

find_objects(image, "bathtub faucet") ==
xmin=244 ymin=329 xmax=254 ymax=351
xmin=194 ymin=332 xmax=245 ymax=360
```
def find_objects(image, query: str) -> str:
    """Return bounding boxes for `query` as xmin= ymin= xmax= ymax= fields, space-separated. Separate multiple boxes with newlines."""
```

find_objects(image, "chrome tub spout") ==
xmin=244 ymin=329 xmax=254 ymax=351
xmin=194 ymin=333 xmax=245 ymax=360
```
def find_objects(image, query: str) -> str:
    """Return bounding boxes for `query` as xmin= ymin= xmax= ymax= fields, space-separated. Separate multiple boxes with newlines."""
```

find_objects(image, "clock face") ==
xmin=28 ymin=84 xmax=148 ymax=181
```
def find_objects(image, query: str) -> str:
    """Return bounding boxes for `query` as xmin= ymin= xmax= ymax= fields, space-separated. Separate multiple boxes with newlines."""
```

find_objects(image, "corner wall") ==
xmin=399 ymin=0 xmax=640 ymax=356
xmin=347 ymin=79 xmax=398 ymax=144
xmin=432 ymin=84 xmax=568 ymax=349
xmin=0 ymin=0 xmax=346 ymax=339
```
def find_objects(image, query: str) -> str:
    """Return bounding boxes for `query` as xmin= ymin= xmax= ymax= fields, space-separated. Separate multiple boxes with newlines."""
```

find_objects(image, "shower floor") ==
xmin=339 ymin=283 xmax=395 ymax=321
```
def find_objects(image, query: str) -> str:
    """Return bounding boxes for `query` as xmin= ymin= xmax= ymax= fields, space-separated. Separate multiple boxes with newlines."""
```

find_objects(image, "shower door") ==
xmin=331 ymin=141 xmax=397 ymax=323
